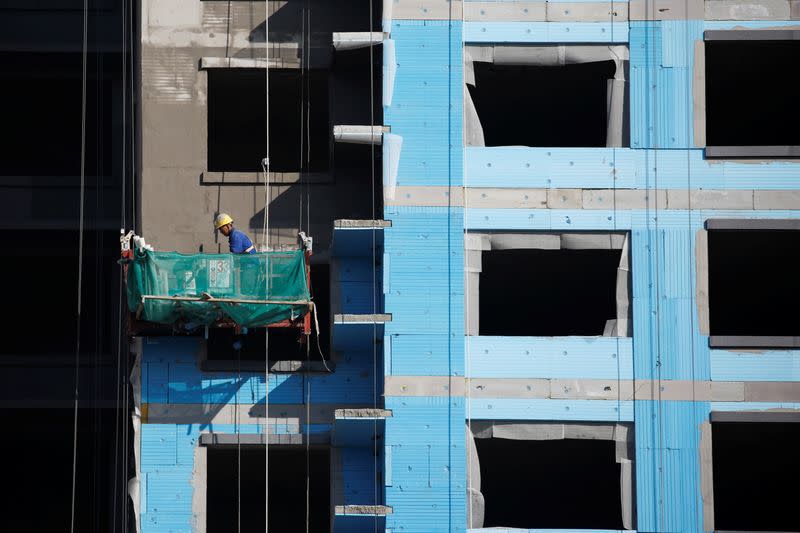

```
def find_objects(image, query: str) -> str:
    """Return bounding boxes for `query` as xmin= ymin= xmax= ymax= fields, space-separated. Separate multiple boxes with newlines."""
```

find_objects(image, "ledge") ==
xmin=335 ymin=408 xmax=392 ymax=419
xmin=199 ymin=55 xmax=300 ymax=69
xmin=710 ymin=411 xmax=800 ymax=423
xmin=334 ymin=313 xmax=392 ymax=324
xmin=333 ymin=125 xmax=390 ymax=144
xmin=332 ymin=31 xmax=387 ymax=50
xmin=709 ymin=336 xmax=800 ymax=349
xmin=334 ymin=219 xmax=391 ymax=229
xmin=705 ymin=145 xmax=800 ymax=159
xmin=705 ymin=29 xmax=800 ymax=41
xmin=334 ymin=505 xmax=392 ymax=516
xmin=706 ymin=219 xmax=800 ymax=231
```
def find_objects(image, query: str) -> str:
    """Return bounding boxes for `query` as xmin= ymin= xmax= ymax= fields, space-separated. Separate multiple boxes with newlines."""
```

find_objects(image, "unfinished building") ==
xmin=43 ymin=0 xmax=799 ymax=532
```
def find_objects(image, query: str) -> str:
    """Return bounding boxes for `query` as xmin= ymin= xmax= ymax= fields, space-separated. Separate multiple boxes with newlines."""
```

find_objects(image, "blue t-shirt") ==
xmin=228 ymin=228 xmax=256 ymax=254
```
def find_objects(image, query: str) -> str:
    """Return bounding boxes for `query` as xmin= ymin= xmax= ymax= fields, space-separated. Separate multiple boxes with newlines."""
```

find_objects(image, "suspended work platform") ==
xmin=121 ymin=233 xmax=313 ymax=331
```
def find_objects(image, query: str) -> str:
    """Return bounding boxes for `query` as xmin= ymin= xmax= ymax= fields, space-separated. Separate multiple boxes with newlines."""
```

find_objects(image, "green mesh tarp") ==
xmin=125 ymin=249 xmax=310 ymax=328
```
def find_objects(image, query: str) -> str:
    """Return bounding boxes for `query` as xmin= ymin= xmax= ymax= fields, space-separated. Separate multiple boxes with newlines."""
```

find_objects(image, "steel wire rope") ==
xmin=681 ymin=0 xmax=700 ymax=529
xmin=642 ymin=0 xmax=667 ymax=528
xmin=70 ymin=0 xmax=89 ymax=531
xmin=293 ymin=3 xmax=313 ymax=533
xmin=263 ymin=2 xmax=271 ymax=532
xmin=461 ymin=0 xmax=473 ymax=524
xmin=366 ymin=1 xmax=381 ymax=531
xmin=112 ymin=0 xmax=129 ymax=528
xmin=259 ymin=15 xmax=273 ymax=529
xmin=123 ymin=0 xmax=135 ymax=529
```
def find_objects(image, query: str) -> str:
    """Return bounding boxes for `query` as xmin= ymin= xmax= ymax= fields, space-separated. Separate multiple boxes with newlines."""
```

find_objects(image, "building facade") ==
xmin=135 ymin=1 xmax=800 ymax=533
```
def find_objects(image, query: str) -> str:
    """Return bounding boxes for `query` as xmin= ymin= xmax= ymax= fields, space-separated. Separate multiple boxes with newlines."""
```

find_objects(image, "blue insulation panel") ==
xmin=385 ymin=396 xmax=467 ymax=533
xmin=340 ymin=447 xmax=381 ymax=505
xmin=384 ymin=21 xmax=463 ymax=187
xmin=467 ymin=336 xmax=633 ymax=379
xmin=464 ymin=22 xmax=629 ymax=43
xmin=710 ymin=350 xmax=800 ymax=382
xmin=465 ymin=147 xmax=800 ymax=190
xmin=142 ymin=337 xmax=375 ymax=406
xmin=387 ymin=333 xmax=465 ymax=376
xmin=634 ymin=401 xmax=709 ymax=533
xmin=469 ymin=398 xmax=634 ymax=421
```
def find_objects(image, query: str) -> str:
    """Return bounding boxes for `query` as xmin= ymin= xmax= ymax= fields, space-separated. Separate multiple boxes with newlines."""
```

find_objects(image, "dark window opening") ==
xmin=208 ymin=69 xmax=329 ymax=173
xmin=207 ymin=264 xmax=329 ymax=361
xmin=0 ymin=52 xmax=116 ymax=178
xmin=0 ymin=230 xmax=119 ymax=359
xmin=0 ymin=408 xmax=128 ymax=532
xmin=708 ymin=230 xmax=799 ymax=337
xmin=476 ymin=438 xmax=622 ymax=529
xmin=207 ymin=446 xmax=330 ymax=533
xmin=468 ymin=60 xmax=618 ymax=147
xmin=705 ymin=40 xmax=800 ymax=149
xmin=480 ymin=249 xmax=620 ymax=336
xmin=712 ymin=422 xmax=800 ymax=531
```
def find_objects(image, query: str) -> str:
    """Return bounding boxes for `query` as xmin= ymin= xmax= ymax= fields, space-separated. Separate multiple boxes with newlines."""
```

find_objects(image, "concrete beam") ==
xmin=392 ymin=0 xmax=463 ymax=19
xmin=199 ymin=56 xmax=300 ymax=69
xmin=705 ymin=0 xmax=791 ymax=21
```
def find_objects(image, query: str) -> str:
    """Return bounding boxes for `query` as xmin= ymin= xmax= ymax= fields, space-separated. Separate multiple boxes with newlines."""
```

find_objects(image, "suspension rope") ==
xmin=237 ymin=342 xmax=242 ymax=533
xmin=303 ymin=4 xmax=313 ymax=533
xmin=367 ymin=1 xmax=380 ymax=531
xmin=112 ymin=0 xmax=129 ymax=527
xmin=682 ymin=0 xmax=700 ymax=529
xmin=264 ymin=2 xmax=271 ymax=532
xmin=70 ymin=0 xmax=89 ymax=531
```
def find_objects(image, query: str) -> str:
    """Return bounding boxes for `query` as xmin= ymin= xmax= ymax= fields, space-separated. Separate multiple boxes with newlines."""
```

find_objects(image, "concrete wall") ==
xmin=139 ymin=0 xmax=381 ymax=255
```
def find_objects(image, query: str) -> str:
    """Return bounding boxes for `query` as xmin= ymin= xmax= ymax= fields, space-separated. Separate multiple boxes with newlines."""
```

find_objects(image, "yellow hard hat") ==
xmin=214 ymin=213 xmax=233 ymax=229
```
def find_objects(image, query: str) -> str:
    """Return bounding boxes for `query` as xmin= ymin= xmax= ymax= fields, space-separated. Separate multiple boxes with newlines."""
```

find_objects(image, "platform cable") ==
xmin=461 ymin=0 xmax=474 ymax=526
xmin=263 ymin=1 xmax=271 ymax=532
xmin=367 ymin=0 xmax=381 ymax=531
xmin=111 ymin=0 xmax=129 ymax=527
xmin=70 ymin=0 xmax=89 ymax=531
xmin=682 ymin=0 xmax=700 ymax=529
xmin=643 ymin=0 xmax=667 ymax=528
xmin=123 ymin=1 xmax=135 ymax=529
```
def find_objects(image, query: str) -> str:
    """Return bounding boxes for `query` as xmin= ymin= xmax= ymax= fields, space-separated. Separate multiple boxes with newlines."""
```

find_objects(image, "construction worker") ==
xmin=214 ymin=213 xmax=256 ymax=254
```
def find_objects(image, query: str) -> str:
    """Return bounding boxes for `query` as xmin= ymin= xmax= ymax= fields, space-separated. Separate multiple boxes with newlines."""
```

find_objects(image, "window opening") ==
xmin=468 ymin=60 xmax=620 ymax=147
xmin=207 ymin=446 xmax=330 ymax=533
xmin=712 ymin=421 xmax=800 ymax=531
xmin=207 ymin=69 xmax=330 ymax=172
xmin=708 ymin=229 xmax=799 ymax=337
xmin=705 ymin=39 xmax=800 ymax=154
xmin=479 ymin=248 xmax=621 ymax=336
xmin=475 ymin=437 xmax=623 ymax=529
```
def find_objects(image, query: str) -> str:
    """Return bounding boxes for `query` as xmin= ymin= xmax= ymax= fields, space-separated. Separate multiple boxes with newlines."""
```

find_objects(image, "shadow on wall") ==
xmin=247 ymin=175 xmax=379 ymax=254
xmin=247 ymin=0 xmax=382 ymax=44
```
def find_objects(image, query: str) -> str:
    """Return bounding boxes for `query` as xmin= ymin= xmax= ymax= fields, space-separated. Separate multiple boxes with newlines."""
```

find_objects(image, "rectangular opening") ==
xmin=0 ymin=230 xmax=119 ymax=360
xmin=476 ymin=437 xmax=622 ymax=529
xmin=707 ymin=228 xmax=799 ymax=340
xmin=468 ymin=60 xmax=620 ymax=147
xmin=0 ymin=52 xmax=114 ymax=177
xmin=712 ymin=421 xmax=800 ymax=532
xmin=207 ymin=69 xmax=330 ymax=172
xmin=480 ymin=248 xmax=621 ymax=336
xmin=207 ymin=446 xmax=330 ymax=533
xmin=0 ymin=408 xmax=124 ymax=531
xmin=705 ymin=37 xmax=800 ymax=157
xmin=206 ymin=264 xmax=330 ymax=362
